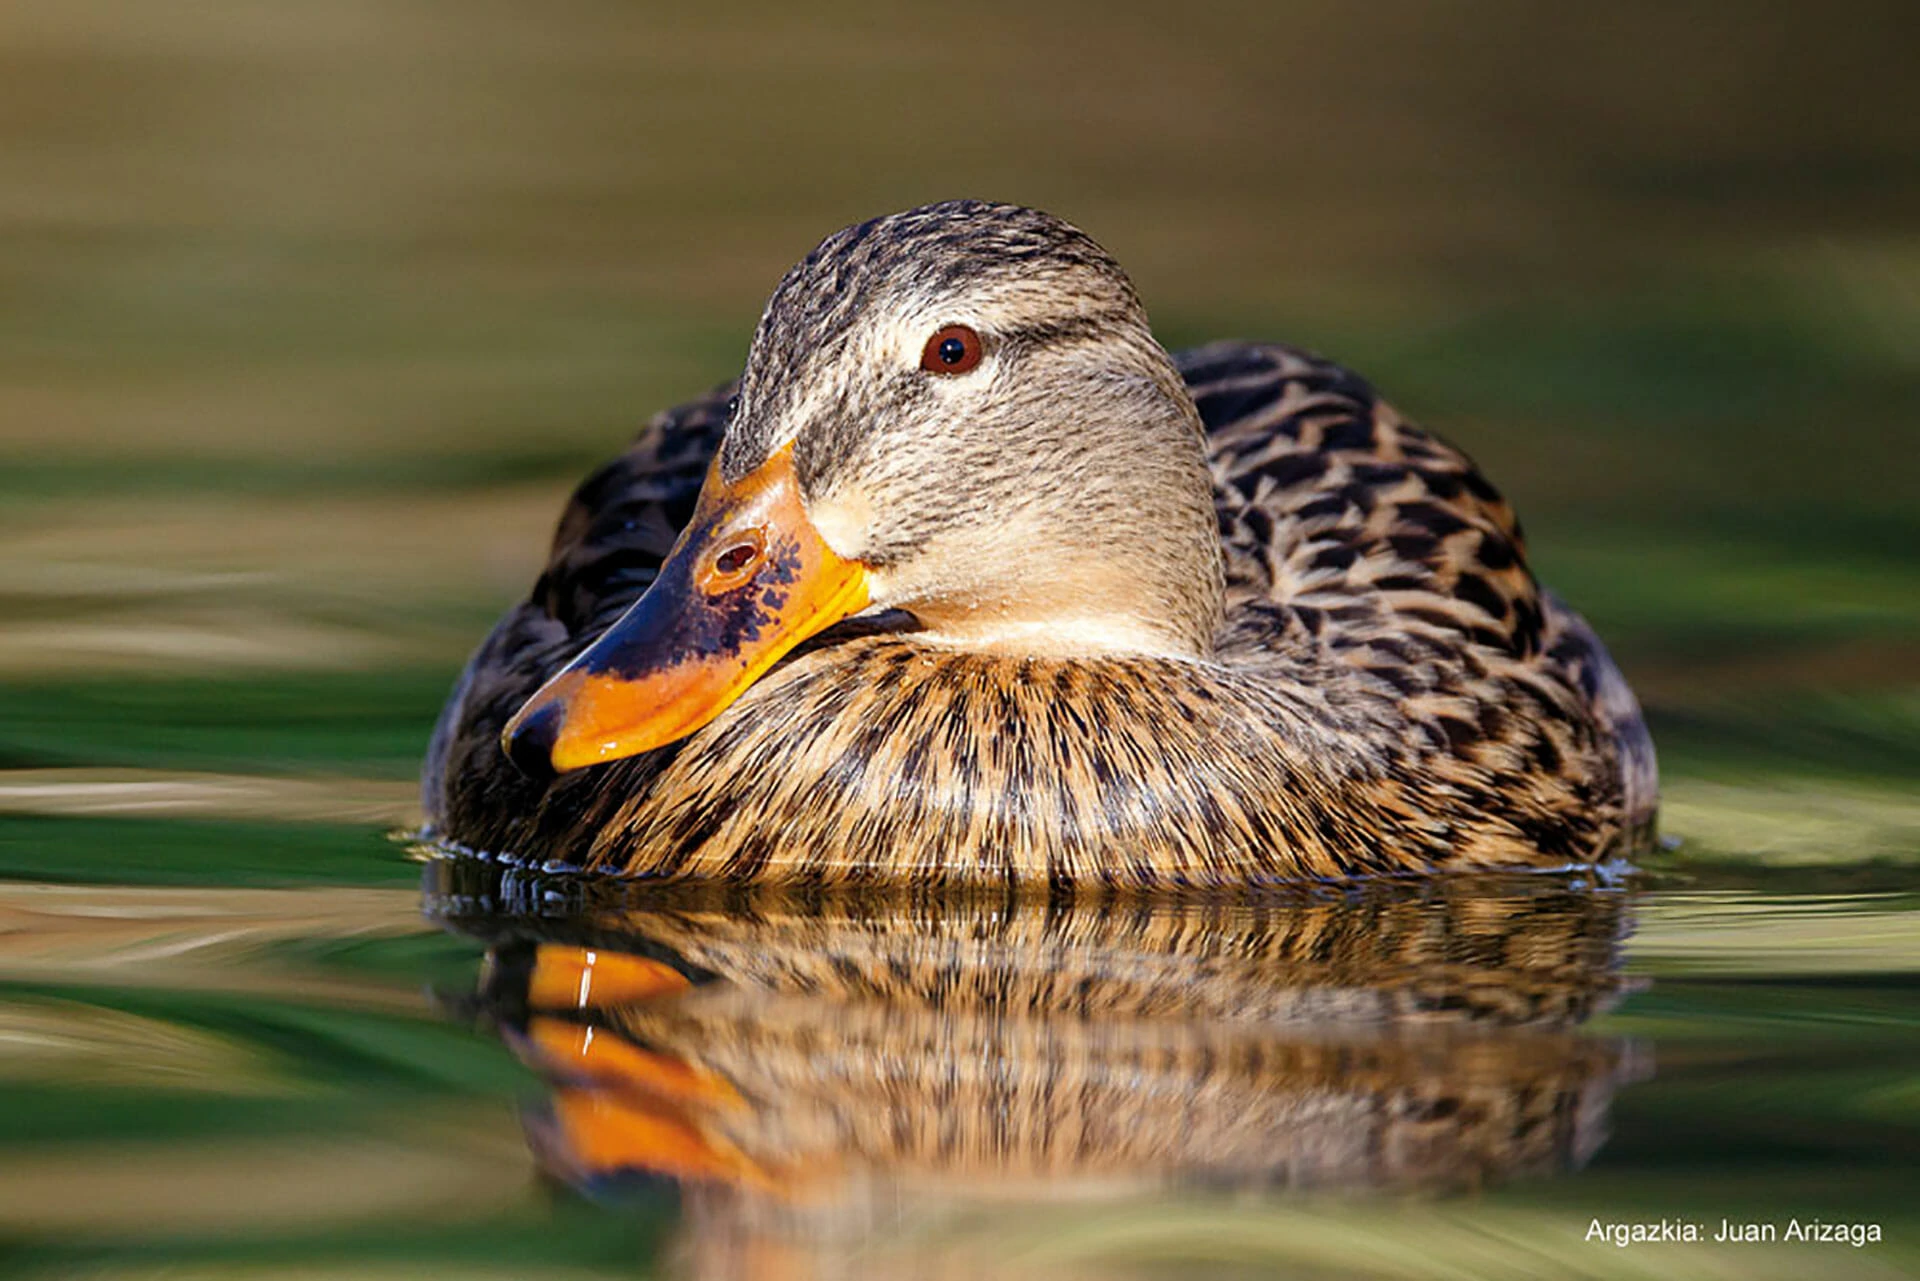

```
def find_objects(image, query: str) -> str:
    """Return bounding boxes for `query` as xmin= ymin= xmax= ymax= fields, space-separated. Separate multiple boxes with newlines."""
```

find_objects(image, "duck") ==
xmin=421 ymin=199 xmax=1657 ymax=887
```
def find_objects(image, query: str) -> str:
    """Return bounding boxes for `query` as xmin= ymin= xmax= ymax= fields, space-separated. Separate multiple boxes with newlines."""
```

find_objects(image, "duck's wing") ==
xmin=1179 ymin=341 xmax=1655 ymax=829
xmin=421 ymin=382 xmax=737 ymax=833
xmin=534 ymin=383 xmax=737 ymax=639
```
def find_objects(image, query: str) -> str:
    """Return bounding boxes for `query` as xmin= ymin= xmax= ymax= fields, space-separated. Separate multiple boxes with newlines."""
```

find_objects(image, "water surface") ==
xmin=2 ymin=829 xmax=1915 ymax=1279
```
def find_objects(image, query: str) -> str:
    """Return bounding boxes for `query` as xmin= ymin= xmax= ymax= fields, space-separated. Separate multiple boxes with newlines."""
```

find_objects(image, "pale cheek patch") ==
xmin=858 ymin=510 xmax=1186 ymax=656
xmin=806 ymin=485 xmax=878 ymax=563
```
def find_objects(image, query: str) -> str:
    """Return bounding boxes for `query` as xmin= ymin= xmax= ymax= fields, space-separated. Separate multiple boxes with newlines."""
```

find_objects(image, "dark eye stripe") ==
xmin=996 ymin=312 xmax=1122 ymax=351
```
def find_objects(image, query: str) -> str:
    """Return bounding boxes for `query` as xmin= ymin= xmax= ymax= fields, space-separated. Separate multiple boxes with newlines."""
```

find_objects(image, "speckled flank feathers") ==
xmin=423 ymin=203 xmax=1655 ymax=885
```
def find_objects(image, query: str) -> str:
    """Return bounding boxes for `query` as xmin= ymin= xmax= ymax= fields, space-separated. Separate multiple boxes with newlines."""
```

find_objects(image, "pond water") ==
xmin=1 ymin=823 xmax=1914 ymax=1279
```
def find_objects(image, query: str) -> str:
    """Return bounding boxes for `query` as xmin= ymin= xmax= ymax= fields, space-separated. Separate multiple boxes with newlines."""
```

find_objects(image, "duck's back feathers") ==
xmin=424 ymin=342 xmax=1655 ymax=881
xmin=1186 ymin=342 xmax=1656 ymax=827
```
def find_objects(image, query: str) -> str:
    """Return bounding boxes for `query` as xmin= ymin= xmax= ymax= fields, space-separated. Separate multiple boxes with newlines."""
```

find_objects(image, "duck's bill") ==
xmin=501 ymin=445 xmax=870 ymax=774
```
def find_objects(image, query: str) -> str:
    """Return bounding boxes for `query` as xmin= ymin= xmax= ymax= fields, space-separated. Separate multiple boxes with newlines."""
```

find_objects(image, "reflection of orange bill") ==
xmin=525 ymin=945 xmax=691 ymax=1012
xmin=551 ymin=1087 xmax=768 ymax=1188
xmin=527 ymin=1016 xmax=742 ymax=1110
xmin=502 ymin=444 xmax=871 ymax=774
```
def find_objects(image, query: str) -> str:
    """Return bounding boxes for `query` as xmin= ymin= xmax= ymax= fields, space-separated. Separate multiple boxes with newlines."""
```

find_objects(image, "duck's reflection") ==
xmin=426 ymin=861 xmax=1644 ymax=1279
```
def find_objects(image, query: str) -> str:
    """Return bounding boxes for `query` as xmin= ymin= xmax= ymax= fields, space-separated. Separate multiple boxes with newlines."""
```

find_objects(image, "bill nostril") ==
xmin=700 ymin=528 xmax=767 ymax=593
xmin=502 ymin=701 xmax=564 ymax=780
xmin=714 ymin=541 xmax=759 ymax=575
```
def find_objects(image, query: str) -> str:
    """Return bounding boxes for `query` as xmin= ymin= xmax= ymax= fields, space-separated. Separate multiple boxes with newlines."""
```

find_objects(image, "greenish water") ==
xmin=1 ymin=831 xmax=1917 ymax=1280
xmin=4 ymin=0 xmax=1919 ymax=1275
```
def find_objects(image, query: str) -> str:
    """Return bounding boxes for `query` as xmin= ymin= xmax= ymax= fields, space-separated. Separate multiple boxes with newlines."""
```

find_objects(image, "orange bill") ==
xmin=501 ymin=443 xmax=870 ymax=773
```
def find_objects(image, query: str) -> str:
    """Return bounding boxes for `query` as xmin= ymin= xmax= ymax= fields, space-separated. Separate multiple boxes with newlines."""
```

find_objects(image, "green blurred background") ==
xmin=4 ymin=0 xmax=1917 ymax=844
xmin=2 ymin=2 xmax=1918 ymax=1277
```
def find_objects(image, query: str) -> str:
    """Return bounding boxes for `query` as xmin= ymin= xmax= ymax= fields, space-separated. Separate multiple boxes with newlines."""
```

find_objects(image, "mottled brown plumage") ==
xmin=423 ymin=201 xmax=1655 ymax=884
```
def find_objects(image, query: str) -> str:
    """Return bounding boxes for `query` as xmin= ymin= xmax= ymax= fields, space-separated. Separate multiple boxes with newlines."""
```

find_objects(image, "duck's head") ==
xmin=505 ymin=200 xmax=1224 ymax=773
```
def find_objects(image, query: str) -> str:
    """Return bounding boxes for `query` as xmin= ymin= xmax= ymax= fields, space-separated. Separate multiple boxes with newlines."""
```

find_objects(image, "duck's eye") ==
xmin=920 ymin=324 xmax=983 ymax=375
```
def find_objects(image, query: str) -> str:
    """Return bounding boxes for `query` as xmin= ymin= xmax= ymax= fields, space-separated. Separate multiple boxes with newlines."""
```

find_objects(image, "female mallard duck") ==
xmin=423 ymin=200 xmax=1656 ymax=886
